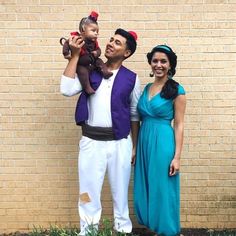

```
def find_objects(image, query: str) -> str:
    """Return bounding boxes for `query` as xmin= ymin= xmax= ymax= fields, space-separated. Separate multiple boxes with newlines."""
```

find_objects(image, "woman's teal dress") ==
xmin=134 ymin=83 xmax=185 ymax=236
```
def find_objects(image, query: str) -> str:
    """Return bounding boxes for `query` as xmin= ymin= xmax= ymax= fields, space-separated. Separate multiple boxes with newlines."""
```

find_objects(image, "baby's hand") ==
xmin=91 ymin=50 xmax=98 ymax=58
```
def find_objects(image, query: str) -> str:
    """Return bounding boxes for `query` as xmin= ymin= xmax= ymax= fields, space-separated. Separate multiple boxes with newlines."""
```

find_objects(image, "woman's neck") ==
xmin=154 ymin=76 xmax=168 ymax=86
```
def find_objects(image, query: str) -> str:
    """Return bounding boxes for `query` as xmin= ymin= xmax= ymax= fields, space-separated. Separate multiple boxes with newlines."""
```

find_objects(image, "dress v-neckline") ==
xmin=147 ymin=83 xmax=161 ymax=101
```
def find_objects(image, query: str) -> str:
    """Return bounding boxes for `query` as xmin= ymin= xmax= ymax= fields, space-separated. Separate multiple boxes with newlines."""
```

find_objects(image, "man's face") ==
xmin=105 ymin=34 xmax=131 ymax=60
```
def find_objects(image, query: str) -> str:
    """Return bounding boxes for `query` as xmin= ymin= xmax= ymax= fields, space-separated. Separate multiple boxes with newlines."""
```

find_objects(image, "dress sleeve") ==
xmin=177 ymin=84 xmax=186 ymax=95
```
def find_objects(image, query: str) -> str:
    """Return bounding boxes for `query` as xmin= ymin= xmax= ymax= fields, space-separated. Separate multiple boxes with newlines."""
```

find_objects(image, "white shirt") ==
xmin=60 ymin=69 xmax=141 ymax=127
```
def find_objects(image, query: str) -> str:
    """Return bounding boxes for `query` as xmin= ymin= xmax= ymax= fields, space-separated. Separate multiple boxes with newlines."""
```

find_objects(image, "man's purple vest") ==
xmin=75 ymin=65 xmax=136 ymax=140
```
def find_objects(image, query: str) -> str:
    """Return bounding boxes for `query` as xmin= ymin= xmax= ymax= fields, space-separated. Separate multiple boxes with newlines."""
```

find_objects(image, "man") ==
xmin=60 ymin=28 xmax=140 ymax=235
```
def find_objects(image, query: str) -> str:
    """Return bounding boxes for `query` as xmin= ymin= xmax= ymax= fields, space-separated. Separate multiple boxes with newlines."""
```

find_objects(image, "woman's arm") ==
xmin=131 ymin=121 xmax=140 ymax=165
xmin=169 ymin=94 xmax=186 ymax=176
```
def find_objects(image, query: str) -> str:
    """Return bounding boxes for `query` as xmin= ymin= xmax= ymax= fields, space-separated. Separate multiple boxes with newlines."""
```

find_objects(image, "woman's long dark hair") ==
xmin=160 ymin=79 xmax=179 ymax=100
xmin=147 ymin=45 xmax=179 ymax=100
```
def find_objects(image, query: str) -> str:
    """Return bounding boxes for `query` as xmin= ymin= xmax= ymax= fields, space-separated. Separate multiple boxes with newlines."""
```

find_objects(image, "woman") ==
xmin=134 ymin=45 xmax=186 ymax=236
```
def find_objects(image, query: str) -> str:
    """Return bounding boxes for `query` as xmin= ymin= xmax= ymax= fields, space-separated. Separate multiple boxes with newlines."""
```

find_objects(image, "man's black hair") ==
xmin=115 ymin=28 xmax=137 ymax=58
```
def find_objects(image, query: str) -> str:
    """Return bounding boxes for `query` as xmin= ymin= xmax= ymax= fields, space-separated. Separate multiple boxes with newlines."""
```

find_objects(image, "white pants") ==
xmin=78 ymin=135 xmax=132 ymax=235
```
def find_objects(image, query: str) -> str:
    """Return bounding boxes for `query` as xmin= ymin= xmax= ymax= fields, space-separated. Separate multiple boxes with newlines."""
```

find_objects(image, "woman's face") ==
xmin=150 ymin=52 xmax=170 ymax=79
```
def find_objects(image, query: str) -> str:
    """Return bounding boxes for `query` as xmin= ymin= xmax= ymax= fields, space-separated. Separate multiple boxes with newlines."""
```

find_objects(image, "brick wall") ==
xmin=0 ymin=0 xmax=235 ymax=232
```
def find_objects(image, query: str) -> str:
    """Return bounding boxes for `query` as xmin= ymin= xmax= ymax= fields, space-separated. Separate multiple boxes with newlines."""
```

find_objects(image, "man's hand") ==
xmin=63 ymin=36 xmax=84 ymax=78
xmin=68 ymin=35 xmax=85 ymax=58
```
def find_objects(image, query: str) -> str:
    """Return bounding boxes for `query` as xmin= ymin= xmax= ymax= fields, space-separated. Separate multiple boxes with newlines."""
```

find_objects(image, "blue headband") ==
xmin=155 ymin=45 xmax=171 ymax=52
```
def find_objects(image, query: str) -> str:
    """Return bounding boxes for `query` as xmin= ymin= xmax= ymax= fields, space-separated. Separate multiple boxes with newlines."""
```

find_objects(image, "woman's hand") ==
xmin=169 ymin=158 xmax=180 ymax=176
xmin=131 ymin=148 xmax=136 ymax=165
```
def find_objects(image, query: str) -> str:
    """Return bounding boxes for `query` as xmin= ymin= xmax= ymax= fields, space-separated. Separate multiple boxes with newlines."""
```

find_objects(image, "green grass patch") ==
xmin=29 ymin=219 xmax=138 ymax=236
xmin=207 ymin=229 xmax=236 ymax=236
xmin=4 ymin=219 xmax=231 ymax=236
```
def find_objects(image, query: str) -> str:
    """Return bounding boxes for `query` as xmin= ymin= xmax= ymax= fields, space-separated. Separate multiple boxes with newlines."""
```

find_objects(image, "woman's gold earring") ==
xmin=167 ymin=69 xmax=172 ymax=79
xmin=149 ymin=72 xmax=154 ymax=77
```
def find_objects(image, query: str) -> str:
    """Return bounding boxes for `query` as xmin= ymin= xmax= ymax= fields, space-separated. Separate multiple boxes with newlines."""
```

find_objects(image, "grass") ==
xmin=207 ymin=229 xmax=236 ymax=236
xmin=28 ymin=225 xmax=236 ymax=236
xmin=28 ymin=223 xmax=236 ymax=236
xmin=29 ymin=219 xmax=138 ymax=236
xmin=1 ymin=219 xmax=234 ymax=236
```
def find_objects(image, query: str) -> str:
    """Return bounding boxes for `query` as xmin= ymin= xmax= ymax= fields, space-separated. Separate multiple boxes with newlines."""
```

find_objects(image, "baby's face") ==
xmin=83 ymin=23 xmax=99 ymax=41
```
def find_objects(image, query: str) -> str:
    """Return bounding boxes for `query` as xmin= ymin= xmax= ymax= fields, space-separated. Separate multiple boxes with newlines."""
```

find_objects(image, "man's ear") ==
xmin=124 ymin=49 xmax=131 ymax=58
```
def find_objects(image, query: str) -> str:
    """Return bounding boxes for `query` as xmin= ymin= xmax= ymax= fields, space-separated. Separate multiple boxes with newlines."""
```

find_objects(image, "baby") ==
xmin=60 ymin=11 xmax=112 ymax=94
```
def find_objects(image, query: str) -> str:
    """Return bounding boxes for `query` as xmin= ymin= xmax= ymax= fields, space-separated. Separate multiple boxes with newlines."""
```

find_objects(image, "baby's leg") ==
xmin=76 ymin=65 xmax=95 ymax=94
xmin=96 ymin=58 xmax=113 ymax=79
xmin=78 ymin=54 xmax=94 ymax=66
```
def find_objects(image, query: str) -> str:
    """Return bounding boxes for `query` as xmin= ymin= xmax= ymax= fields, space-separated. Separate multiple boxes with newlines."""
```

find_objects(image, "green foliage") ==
xmin=28 ymin=222 xmax=236 ymax=236
xmin=29 ymin=225 xmax=80 ymax=236
xmin=207 ymin=229 xmax=236 ymax=236
xmin=29 ymin=219 xmax=138 ymax=236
